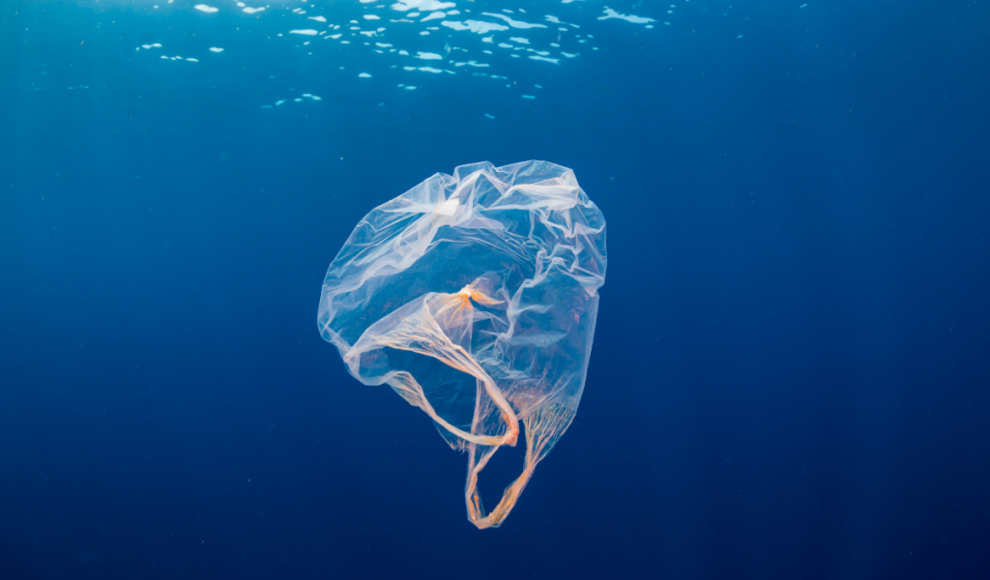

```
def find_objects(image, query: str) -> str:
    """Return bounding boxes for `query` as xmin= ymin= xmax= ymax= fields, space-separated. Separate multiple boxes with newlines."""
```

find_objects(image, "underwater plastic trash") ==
xmin=318 ymin=161 xmax=606 ymax=529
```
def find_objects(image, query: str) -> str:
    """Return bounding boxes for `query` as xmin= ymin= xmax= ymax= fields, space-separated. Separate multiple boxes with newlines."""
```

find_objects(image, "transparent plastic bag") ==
xmin=318 ymin=160 xmax=607 ymax=528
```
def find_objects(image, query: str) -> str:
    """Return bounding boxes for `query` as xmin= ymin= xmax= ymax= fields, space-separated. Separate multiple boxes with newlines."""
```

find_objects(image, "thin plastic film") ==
xmin=317 ymin=161 xmax=607 ymax=529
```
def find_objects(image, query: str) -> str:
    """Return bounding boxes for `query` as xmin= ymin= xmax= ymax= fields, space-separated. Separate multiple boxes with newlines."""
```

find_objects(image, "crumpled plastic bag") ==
xmin=318 ymin=160 xmax=607 ymax=528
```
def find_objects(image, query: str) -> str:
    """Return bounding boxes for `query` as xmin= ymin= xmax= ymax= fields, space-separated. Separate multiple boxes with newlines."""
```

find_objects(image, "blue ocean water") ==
xmin=1 ymin=0 xmax=988 ymax=578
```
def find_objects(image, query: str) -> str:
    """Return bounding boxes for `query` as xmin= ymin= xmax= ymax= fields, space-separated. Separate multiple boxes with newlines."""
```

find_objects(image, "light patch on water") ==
xmin=481 ymin=13 xmax=547 ymax=30
xmin=441 ymin=20 xmax=509 ymax=34
xmin=392 ymin=1 xmax=456 ymax=11
xmin=134 ymin=0 xmax=678 ymax=109
xmin=598 ymin=8 xmax=655 ymax=25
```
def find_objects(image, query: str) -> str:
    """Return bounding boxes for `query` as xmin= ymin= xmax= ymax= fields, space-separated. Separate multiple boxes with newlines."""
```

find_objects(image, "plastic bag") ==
xmin=318 ymin=160 xmax=607 ymax=528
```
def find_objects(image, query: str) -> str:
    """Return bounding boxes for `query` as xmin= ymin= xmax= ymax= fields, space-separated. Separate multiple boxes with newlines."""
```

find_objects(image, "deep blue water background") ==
xmin=2 ymin=0 xmax=989 ymax=578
